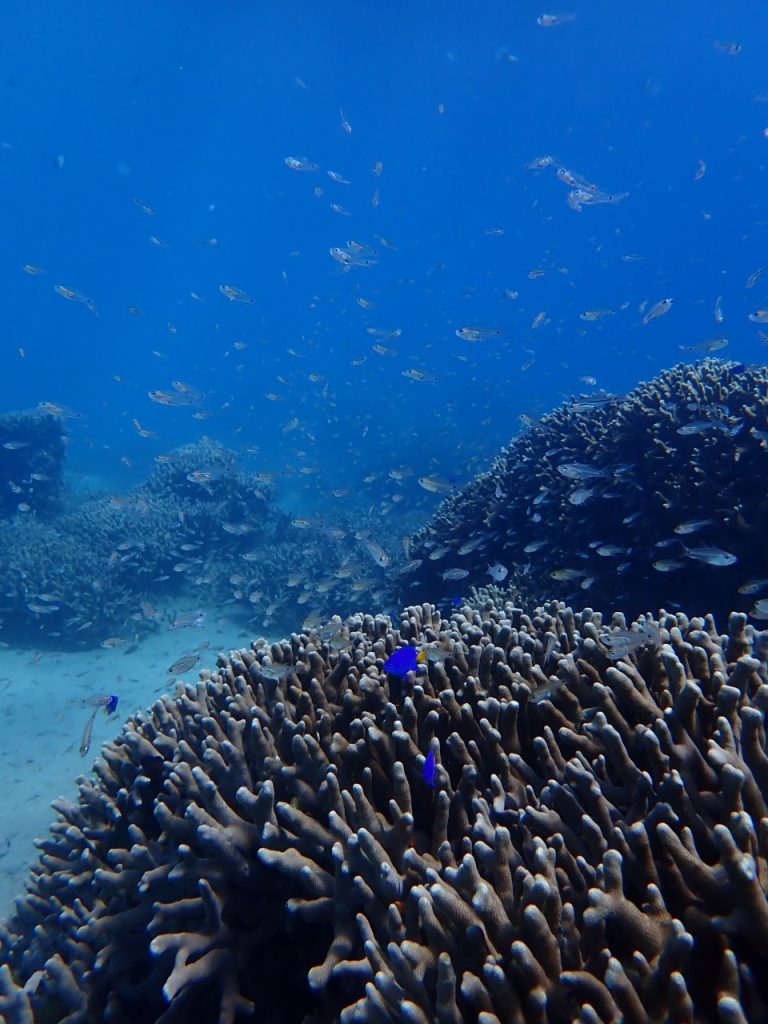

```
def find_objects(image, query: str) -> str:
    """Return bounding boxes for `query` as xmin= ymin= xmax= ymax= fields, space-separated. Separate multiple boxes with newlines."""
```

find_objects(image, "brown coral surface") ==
xmin=2 ymin=598 xmax=768 ymax=1024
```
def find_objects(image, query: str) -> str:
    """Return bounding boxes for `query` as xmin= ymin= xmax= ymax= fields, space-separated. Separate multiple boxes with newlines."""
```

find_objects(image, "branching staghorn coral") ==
xmin=2 ymin=599 xmax=768 ymax=1023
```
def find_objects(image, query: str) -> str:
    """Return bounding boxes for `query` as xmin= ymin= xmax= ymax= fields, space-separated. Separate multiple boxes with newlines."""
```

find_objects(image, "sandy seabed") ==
xmin=0 ymin=605 xmax=267 ymax=922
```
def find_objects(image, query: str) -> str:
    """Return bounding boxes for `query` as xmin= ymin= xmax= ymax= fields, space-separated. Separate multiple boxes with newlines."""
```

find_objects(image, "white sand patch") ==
xmin=0 ymin=605 xmax=273 ymax=923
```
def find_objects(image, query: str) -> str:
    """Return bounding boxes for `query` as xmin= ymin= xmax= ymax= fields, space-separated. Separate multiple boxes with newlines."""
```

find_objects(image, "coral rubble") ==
xmin=405 ymin=359 xmax=768 ymax=622
xmin=2 ymin=596 xmax=768 ymax=1023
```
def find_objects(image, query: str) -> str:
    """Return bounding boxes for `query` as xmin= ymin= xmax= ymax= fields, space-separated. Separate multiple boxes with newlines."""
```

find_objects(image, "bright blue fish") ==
xmin=423 ymin=749 xmax=436 ymax=787
xmin=384 ymin=647 xmax=419 ymax=676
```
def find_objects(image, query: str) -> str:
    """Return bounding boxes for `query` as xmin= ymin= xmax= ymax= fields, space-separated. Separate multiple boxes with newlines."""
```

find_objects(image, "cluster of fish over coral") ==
xmin=0 ymin=434 xmax=400 ymax=645
xmin=1 ymin=358 xmax=767 ymax=647
xmin=407 ymin=359 xmax=768 ymax=623
xmin=1 ymin=597 xmax=768 ymax=1023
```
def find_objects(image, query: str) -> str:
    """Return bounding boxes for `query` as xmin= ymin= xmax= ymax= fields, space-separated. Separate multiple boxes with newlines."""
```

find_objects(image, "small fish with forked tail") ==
xmin=80 ymin=694 xmax=119 ymax=757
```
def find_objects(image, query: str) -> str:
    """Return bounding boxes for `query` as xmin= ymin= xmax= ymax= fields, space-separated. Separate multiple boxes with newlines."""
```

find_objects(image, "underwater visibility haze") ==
xmin=1 ymin=3 xmax=768 ymax=1023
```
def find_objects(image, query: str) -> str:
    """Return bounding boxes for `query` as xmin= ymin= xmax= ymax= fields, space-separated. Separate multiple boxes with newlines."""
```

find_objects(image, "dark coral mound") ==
xmin=405 ymin=359 xmax=768 ymax=621
xmin=0 ymin=407 xmax=65 ymax=516
xmin=3 ymin=597 xmax=768 ymax=1023
xmin=0 ymin=440 xmax=276 ymax=644
xmin=0 ymin=436 xmax=399 ymax=646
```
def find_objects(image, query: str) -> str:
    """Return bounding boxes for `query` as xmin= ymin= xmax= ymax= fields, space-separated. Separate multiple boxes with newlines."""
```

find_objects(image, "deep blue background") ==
xmin=1 ymin=1 xmax=766 ymax=519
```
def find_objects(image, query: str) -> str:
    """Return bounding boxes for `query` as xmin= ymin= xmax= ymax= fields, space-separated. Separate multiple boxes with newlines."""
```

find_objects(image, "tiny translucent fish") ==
xmin=363 ymin=539 xmax=390 ymax=567
xmin=600 ymin=622 xmax=661 ymax=661
xmin=402 ymin=368 xmax=436 ymax=383
xmin=568 ymin=487 xmax=594 ymax=505
xmin=168 ymin=610 xmax=205 ymax=630
xmin=148 ymin=389 xmax=191 ymax=407
xmin=679 ymin=337 xmax=728 ymax=353
xmin=486 ymin=562 xmax=508 ymax=581
xmin=22 ymin=263 xmax=45 ymax=274
xmin=79 ymin=695 xmax=119 ymax=757
xmin=694 ymin=160 xmax=706 ymax=181
xmin=685 ymin=545 xmax=737 ymax=566
xmin=339 ymin=110 xmax=352 ymax=134
xmin=642 ymin=298 xmax=673 ymax=325
xmin=714 ymin=296 xmax=724 ymax=323
xmin=530 ymin=679 xmax=566 ymax=704
xmin=748 ymin=310 xmax=768 ymax=324
xmin=418 ymin=475 xmax=454 ymax=494
xmin=557 ymin=462 xmax=607 ymax=481
xmin=327 ymin=170 xmax=351 ymax=184
xmin=674 ymin=518 xmax=713 ymax=535
xmin=255 ymin=662 xmax=294 ymax=682
xmin=580 ymin=309 xmax=615 ymax=321
xmin=747 ymin=267 xmax=765 ymax=289
xmin=54 ymin=284 xmax=97 ymax=314
xmin=455 ymin=326 xmax=501 ymax=342
xmin=524 ymin=539 xmax=547 ymax=553
xmin=38 ymin=401 xmax=81 ymax=418
xmin=219 ymin=284 xmax=254 ymax=304
xmin=284 ymin=156 xmax=318 ymax=171
xmin=568 ymin=187 xmax=627 ymax=212
xmin=442 ymin=568 xmax=469 ymax=581
xmin=739 ymin=579 xmax=768 ymax=595
xmin=167 ymin=653 xmax=200 ymax=675
xmin=537 ymin=12 xmax=575 ymax=26
xmin=677 ymin=420 xmax=719 ymax=436
xmin=329 ymin=244 xmax=377 ymax=269
xmin=131 ymin=196 xmax=153 ymax=214
xmin=395 ymin=559 xmax=423 ymax=575
xmin=749 ymin=600 xmax=768 ymax=620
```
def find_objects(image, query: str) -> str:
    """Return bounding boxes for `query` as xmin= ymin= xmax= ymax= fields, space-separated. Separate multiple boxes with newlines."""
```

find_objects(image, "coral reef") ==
xmin=405 ymin=359 xmax=768 ymax=622
xmin=0 ymin=437 xmax=399 ymax=646
xmin=0 ymin=440 xmax=276 ymax=644
xmin=2 ymin=596 xmax=768 ymax=1023
xmin=0 ymin=408 xmax=66 ymax=517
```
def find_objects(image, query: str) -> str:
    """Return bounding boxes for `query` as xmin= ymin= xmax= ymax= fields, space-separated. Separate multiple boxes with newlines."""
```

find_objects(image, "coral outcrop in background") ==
xmin=0 ymin=408 xmax=65 ymax=517
xmin=2 ymin=596 xmax=767 ymax=1023
xmin=0 ymin=438 xmax=397 ymax=645
xmin=405 ymin=360 xmax=768 ymax=623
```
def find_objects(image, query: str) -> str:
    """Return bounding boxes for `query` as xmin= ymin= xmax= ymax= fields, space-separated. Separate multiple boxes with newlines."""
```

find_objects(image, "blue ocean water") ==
xmin=2 ymin=1 xmax=765 ymax=504
xmin=1 ymin=1 xmax=768 ymax=1007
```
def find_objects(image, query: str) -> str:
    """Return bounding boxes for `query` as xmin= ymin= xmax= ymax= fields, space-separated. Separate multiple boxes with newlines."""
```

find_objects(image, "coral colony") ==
xmin=1 ymin=359 xmax=768 ymax=1022
xmin=2 ymin=599 xmax=768 ymax=1022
